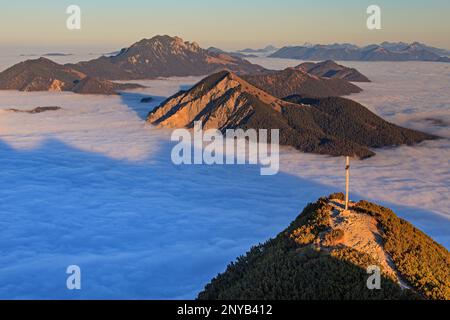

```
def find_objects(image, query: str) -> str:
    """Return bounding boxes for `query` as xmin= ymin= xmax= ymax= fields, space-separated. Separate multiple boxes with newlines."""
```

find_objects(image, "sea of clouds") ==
xmin=0 ymin=53 xmax=448 ymax=299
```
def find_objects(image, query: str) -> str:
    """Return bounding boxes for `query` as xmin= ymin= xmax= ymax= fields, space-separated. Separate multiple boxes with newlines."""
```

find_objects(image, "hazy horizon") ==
xmin=1 ymin=0 xmax=449 ymax=51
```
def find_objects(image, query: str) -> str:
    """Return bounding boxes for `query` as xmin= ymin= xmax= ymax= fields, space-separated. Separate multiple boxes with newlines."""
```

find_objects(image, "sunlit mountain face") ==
xmin=0 ymin=52 xmax=449 ymax=298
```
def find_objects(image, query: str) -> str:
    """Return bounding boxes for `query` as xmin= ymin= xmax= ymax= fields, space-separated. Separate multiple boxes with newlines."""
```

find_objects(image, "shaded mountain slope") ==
xmin=147 ymin=71 xmax=436 ymax=158
xmin=282 ymin=95 xmax=436 ymax=150
xmin=296 ymin=60 xmax=371 ymax=82
xmin=0 ymin=57 xmax=85 ymax=92
xmin=198 ymin=194 xmax=450 ymax=300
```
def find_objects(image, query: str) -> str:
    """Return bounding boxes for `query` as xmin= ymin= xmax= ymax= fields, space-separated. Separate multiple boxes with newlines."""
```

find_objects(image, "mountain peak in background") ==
xmin=270 ymin=41 xmax=450 ymax=62
xmin=0 ymin=57 xmax=142 ymax=94
xmin=66 ymin=35 xmax=268 ymax=80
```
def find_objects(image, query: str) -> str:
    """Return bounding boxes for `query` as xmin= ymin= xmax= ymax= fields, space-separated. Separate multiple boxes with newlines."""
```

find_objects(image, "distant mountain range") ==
xmin=199 ymin=194 xmax=450 ymax=300
xmin=66 ymin=35 xmax=267 ymax=80
xmin=206 ymin=47 xmax=257 ymax=58
xmin=0 ymin=57 xmax=142 ymax=94
xmin=270 ymin=42 xmax=450 ymax=62
xmin=147 ymin=71 xmax=436 ymax=158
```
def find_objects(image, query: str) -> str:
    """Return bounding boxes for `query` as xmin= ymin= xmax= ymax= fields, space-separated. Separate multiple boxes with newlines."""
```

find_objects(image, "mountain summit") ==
xmin=67 ymin=35 xmax=267 ymax=80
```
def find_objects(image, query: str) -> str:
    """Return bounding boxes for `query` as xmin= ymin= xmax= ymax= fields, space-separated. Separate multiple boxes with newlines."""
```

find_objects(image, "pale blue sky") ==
xmin=1 ymin=0 xmax=449 ymax=50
